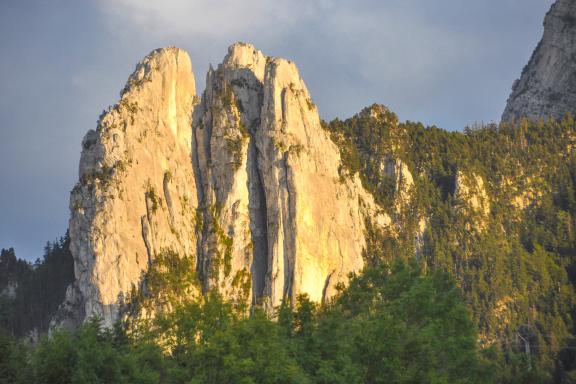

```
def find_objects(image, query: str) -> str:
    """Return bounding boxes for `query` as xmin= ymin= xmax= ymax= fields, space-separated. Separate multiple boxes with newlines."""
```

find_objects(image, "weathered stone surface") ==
xmin=454 ymin=170 xmax=490 ymax=230
xmin=59 ymin=43 xmax=387 ymax=328
xmin=66 ymin=47 xmax=199 ymax=327
xmin=195 ymin=43 xmax=386 ymax=308
xmin=254 ymin=51 xmax=384 ymax=306
xmin=502 ymin=0 xmax=576 ymax=122
xmin=193 ymin=44 xmax=261 ymax=305
xmin=383 ymin=157 xmax=414 ymax=210
xmin=50 ymin=283 xmax=85 ymax=331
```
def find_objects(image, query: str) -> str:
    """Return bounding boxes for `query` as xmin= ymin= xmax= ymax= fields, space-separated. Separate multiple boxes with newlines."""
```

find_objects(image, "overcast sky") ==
xmin=0 ymin=0 xmax=555 ymax=261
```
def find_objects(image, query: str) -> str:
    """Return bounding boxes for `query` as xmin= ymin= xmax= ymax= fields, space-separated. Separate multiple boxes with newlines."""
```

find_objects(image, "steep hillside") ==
xmin=328 ymin=106 xmax=576 ymax=374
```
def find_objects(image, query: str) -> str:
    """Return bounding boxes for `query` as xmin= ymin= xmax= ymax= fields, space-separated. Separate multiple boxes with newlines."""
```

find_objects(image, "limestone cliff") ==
xmin=383 ymin=157 xmax=414 ymax=211
xmin=64 ymin=48 xmax=199 ymax=327
xmin=454 ymin=170 xmax=490 ymax=231
xmin=60 ymin=43 xmax=387 ymax=328
xmin=194 ymin=43 xmax=386 ymax=308
xmin=502 ymin=0 xmax=576 ymax=122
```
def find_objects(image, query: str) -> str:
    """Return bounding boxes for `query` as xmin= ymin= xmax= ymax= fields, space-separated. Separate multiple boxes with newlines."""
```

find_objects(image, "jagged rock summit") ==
xmin=58 ymin=47 xmax=199 ymax=329
xmin=502 ymin=0 xmax=576 ymax=122
xmin=59 ymin=43 xmax=388 ymax=328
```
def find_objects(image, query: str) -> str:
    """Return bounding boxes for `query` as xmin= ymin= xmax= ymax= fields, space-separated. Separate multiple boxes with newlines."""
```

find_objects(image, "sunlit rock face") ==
xmin=60 ymin=43 xmax=386 ymax=328
xmin=454 ymin=170 xmax=491 ymax=232
xmin=191 ymin=44 xmax=267 ymax=307
xmin=66 ymin=48 xmax=199 ymax=327
xmin=195 ymin=43 xmax=386 ymax=308
xmin=502 ymin=0 xmax=576 ymax=122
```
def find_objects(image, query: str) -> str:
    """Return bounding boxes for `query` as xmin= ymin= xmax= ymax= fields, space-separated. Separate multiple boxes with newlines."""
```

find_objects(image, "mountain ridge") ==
xmin=56 ymin=42 xmax=388 ymax=328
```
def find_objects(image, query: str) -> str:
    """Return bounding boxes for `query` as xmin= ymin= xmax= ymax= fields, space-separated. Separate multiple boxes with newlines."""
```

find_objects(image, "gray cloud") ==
xmin=0 ymin=0 xmax=554 ymax=260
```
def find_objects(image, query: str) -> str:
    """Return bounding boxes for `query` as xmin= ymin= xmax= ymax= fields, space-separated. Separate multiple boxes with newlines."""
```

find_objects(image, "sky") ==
xmin=0 ymin=0 xmax=555 ymax=261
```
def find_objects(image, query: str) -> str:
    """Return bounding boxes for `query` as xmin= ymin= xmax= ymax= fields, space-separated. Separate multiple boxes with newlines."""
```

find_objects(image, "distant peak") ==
xmin=357 ymin=104 xmax=397 ymax=123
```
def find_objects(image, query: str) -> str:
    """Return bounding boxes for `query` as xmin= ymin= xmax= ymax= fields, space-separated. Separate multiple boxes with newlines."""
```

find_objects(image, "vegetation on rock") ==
xmin=326 ymin=107 xmax=576 ymax=379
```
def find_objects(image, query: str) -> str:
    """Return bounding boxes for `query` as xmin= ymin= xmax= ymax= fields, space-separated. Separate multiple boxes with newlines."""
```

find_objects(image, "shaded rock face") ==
xmin=383 ymin=157 xmax=414 ymax=210
xmin=502 ymin=0 xmax=576 ymax=122
xmin=62 ymin=43 xmax=385 ymax=327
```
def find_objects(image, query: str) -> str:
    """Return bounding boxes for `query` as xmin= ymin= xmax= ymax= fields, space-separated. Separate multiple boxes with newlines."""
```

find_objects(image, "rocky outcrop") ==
xmin=502 ymin=0 xmax=576 ymax=122
xmin=249 ymin=47 xmax=384 ymax=306
xmin=60 ymin=43 xmax=387 ymax=328
xmin=192 ymin=45 xmax=265 ymax=306
xmin=382 ymin=157 xmax=414 ymax=209
xmin=454 ymin=171 xmax=490 ymax=230
xmin=65 ymin=48 xmax=199 ymax=327
xmin=194 ymin=43 xmax=387 ymax=308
